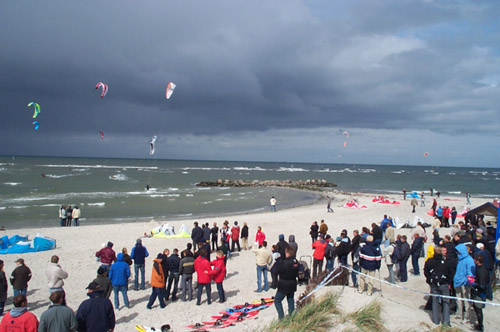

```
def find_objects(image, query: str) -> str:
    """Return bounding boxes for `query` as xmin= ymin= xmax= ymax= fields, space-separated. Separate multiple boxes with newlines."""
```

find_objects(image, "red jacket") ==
xmin=208 ymin=256 xmax=226 ymax=283
xmin=442 ymin=207 xmax=450 ymax=218
xmin=194 ymin=256 xmax=212 ymax=284
xmin=231 ymin=226 xmax=240 ymax=241
xmin=312 ymin=239 xmax=327 ymax=260
xmin=96 ymin=247 xmax=116 ymax=265
xmin=255 ymin=230 xmax=266 ymax=246
xmin=0 ymin=311 xmax=38 ymax=332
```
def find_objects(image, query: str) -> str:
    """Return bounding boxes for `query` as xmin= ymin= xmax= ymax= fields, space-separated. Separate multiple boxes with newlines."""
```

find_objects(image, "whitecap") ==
xmin=4 ymin=182 xmax=21 ymax=186
xmin=87 ymin=202 xmax=105 ymax=207
xmin=276 ymin=167 xmax=309 ymax=172
xmin=109 ymin=174 xmax=128 ymax=181
xmin=185 ymin=194 xmax=194 ymax=197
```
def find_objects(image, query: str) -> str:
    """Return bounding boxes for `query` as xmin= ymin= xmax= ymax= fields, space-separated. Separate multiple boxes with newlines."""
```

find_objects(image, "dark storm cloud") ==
xmin=0 ymin=0 xmax=499 ymax=165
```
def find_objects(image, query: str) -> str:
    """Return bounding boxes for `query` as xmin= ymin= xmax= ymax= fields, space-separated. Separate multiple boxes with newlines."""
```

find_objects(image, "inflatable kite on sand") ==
xmin=372 ymin=196 xmax=400 ymax=205
xmin=343 ymin=200 xmax=367 ymax=209
xmin=0 ymin=234 xmax=56 ymax=254
xmin=148 ymin=223 xmax=191 ymax=239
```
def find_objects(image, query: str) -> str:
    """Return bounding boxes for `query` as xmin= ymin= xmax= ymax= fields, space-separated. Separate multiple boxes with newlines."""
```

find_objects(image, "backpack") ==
xmin=324 ymin=243 xmax=335 ymax=260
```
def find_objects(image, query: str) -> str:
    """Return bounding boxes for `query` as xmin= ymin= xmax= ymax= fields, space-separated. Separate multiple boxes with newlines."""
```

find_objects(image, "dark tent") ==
xmin=464 ymin=202 xmax=498 ymax=218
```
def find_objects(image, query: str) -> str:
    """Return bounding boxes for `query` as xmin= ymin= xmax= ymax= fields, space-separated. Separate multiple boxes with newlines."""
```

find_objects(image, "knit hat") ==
xmin=136 ymin=238 xmax=142 ymax=244
xmin=86 ymin=282 xmax=100 ymax=290
xmin=97 ymin=267 xmax=106 ymax=275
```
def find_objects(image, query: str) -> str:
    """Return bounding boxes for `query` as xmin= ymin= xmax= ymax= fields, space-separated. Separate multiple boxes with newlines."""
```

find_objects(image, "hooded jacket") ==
xmin=453 ymin=243 xmax=475 ymax=288
xmin=208 ymin=256 xmax=226 ymax=283
xmin=231 ymin=226 xmax=240 ymax=241
xmin=252 ymin=246 xmax=272 ymax=266
xmin=276 ymin=256 xmax=299 ymax=295
xmin=39 ymin=304 xmax=77 ymax=332
xmin=255 ymin=230 xmax=266 ymax=246
xmin=288 ymin=235 xmax=298 ymax=255
xmin=10 ymin=264 xmax=32 ymax=290
xmin=276 ymin=235 xmax=289 ymax=259
xmin=108 ymin=253 xmax=130 ymax=287
xmin=0 ymin=309 xmax=38 ymax=332
xmin=179 ymin=256 xmax=195 ymax=275
xmin=46 ymin=262 xmax=68 ymax=289
xmin=194 ymin=256 xmax=212 ymax=284
xmin=150 ymin=258 xmax=165 ymax=288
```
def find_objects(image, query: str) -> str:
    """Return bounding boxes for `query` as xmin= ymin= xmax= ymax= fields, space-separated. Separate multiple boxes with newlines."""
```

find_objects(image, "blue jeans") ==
xmin=326 ymin=259 xmax=334 ymax=271
xmin=113 ymin=285 xmax=129 ymax=309
xmin=73 ymin=218 xmax=79 ymax=226
xmin=216 ymin=282 xmax=225 ymax=302
xmin=274 ymin=291 xmax=294 ymax=319
xmin=351 ymin=263 xmax=359 ymax=287
xmin=256 ymin=265 xmax=268 ymax=292
xmin=411 ymin=253 xmax=420 ymax=275
xmin=134 ymin=264 xmax=145 ymax=290
xmin=147 ymin=287 xmax=165 ymax=309
xmin=181 ymin=274 xmax=193 ymax=301
xmin=13 ymin=289 xmax=27 ymax=296
xmin=196 ymin=283 xmax=211 ymax=304
xmin=165 ymin=273 xmax=180 ymax=300
xmin=270 ymin=206 xmax=276 ymax=212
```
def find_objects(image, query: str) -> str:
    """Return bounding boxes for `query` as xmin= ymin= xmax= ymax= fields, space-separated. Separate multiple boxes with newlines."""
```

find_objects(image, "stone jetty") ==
xmin=196 ymin=179 xmax=337 ymax=190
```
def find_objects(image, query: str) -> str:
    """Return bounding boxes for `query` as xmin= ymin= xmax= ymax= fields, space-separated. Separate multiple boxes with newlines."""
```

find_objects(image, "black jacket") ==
xmin=76 ymin=291 xmax=115 ymax=332
xmin=277 ymin=257 xmax=299 ymax=295
xmin=0 ymin=271 xmax=7 ymax=302
xmin=423 ymin=254 xmax=452 ymax=286
xmin=92 ymin=275 xmax=112 ymax=298
xmin=167 ymin=254 xmax=181 ymax=273
xmin=241 ymin=225 xmax=249 ymax=238
xmin=371 ymin=225 xmax=383 ymax=241
xmin=396 ymin=241 xmax=410 ymax=262
xmin=10 ymin=265 xmax=31 ymax=290
xmin=211 ymin=226 xmax=219 ymax=240
xmin=276 ymin=239 xmax=289 ymax=259
xmin=310 ymin=225 xmax=319 ymax=238
xmin=191 ymin=226 xmax=203 ymax=243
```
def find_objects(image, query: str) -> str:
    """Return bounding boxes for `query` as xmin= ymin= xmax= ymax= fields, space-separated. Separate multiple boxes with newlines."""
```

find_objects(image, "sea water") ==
xmin=0 ymin=156 xmax=499 ymax=229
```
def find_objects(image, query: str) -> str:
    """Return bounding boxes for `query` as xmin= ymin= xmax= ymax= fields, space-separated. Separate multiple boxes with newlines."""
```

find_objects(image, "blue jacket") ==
xmin=108 ymin=253 xmax=131 ymax=286
xmin=131 ymin=244 xmax=149 ymax=265
xmin=453 ymin=244 xmax=475 ymax=288
xmin=359 ymin=241 xmax=382 ymax=271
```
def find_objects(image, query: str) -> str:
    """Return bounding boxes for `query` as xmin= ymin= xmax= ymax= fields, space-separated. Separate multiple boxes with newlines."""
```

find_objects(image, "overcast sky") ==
xmin=1 ymin=0 xmax=499 ymax=167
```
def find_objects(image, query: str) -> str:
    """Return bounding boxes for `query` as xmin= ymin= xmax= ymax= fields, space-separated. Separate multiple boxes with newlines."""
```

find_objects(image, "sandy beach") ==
xmin=1 ymin=191 xmax=498 ymax=332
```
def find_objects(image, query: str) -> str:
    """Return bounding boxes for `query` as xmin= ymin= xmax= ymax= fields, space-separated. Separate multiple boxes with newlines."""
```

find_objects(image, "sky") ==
xmin=1 ymin=0 xmax=500 ymax=167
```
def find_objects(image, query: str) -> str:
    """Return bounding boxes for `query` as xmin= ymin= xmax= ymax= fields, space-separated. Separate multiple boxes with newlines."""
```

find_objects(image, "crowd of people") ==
xmin=58 ymin=205 xmax=81 ymax=227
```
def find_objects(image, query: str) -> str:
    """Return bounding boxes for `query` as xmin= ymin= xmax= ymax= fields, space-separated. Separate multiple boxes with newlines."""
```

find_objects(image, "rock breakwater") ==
xmin=196 ymin=179 xmax=337 ymax=190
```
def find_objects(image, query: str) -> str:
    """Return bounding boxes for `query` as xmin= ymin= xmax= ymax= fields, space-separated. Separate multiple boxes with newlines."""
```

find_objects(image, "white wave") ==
xmin=109 ymin=174 xmax=128 ymax=181
xmin=448 ymin=191 xmax=461 ymax=194
xmin=72 ymin=168 xmax=89 ymax=172
xmin=182 ymin=172 xmax=189 ymax=174
xmin=0 ymin=207 xmax=5 ymax=210
xmin=175 ymin=213 xmax=193 ymax=217
xmin=167 ymin=194 xmax=180 ymax=197
xmin=180 ymin=167 xmax=231 ymax=171
xmin=168 ymin=187 xmax=179 ymax=191
xmin=38 ymin=164 xmax=158 ymax=170
xmin=87 ymin=202 xmax=105 ymax=207
xmin=39 ymin=204 xmax=61 ymax=207
xmin=217 ymin=187 xmax=230 ymax=190
xmin=149 ymin=194 xmax=167 ymax=198
xmin=196 ymin=187 xmax=212 ymax=190
xmin=314 ymin=168 xmax=331 ymax=173
xmin=185 ymin=194 xmax=194 ymax=197
xmin=391 ymin=170 xmax=405 ymax=174
xmin=45 ymin=174 xmax=80 ymax=179
xmin=220 ymin=193 xmax=232 ymax=196
xmin=201 ymin=201 xmax=213 ymax=205
xmin=276 ymin=167 xmax=309 ymax=172
xmin=233 ymin=167 xmax=267 ymax=171
xmin=11 ymin=205 xmax=28 ymax=209
xmin=469 ymin=171 xmax=488 ymax=176
xmin=4 ymin=182 xmax=21 ymax=186
xmin=358 ymin=169 xmax=376 ymax=173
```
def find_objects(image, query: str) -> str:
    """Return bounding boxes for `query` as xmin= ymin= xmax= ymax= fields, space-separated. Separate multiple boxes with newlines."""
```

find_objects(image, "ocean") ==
xmin=1 ymin=156 xmax=499 ymax=229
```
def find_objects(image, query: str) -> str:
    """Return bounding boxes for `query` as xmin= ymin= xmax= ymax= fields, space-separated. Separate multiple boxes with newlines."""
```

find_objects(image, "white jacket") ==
xmin=46 ymin=263 xmax=68 ymax=289
xmin=72 ymin=208 xmax=81 ymax=219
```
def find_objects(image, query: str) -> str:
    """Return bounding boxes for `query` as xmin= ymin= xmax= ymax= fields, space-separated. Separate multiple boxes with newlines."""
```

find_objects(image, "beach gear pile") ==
xmin=372 ymin=196 xmax=401 ymax=205
xmin=186 ymin=298 xmax=274 ymax=331
xmin=0 ymin=234 xmax=56 ymax=254
xmin=148 ymin=223 xmax=191 ymax=239
xmin=343 ymin=200 xmax=367 ymax=209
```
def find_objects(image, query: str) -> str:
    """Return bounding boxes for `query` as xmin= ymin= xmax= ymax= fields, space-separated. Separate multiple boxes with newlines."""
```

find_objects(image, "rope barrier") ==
xmin=341 ymin=264 xmax=500 ymax=307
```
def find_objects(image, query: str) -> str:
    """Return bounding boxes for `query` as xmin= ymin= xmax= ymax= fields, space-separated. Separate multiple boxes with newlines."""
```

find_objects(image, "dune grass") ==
xmin=264 ymin=292 xmax=340 ymax=332
xmin=343 ymin=300 xmax=387 ymax=332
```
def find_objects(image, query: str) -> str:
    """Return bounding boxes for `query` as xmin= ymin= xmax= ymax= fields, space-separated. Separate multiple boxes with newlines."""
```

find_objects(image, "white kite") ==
xmin=149 ymin=136 xmax=157 ymax=155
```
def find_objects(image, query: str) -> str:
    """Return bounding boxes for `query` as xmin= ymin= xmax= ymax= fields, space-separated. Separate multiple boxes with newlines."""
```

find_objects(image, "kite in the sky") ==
xmin=344 ymin=141 xmax=348 ymax=147
xmin=99 ymin=131 xmax=104 ymax=139
xmin=149 ymin=136 xmax=157 ymax=155
xmin=343 ymin=131 xmax=349 ymax=148
xmin=28 ymin=102 xmax=41 ymax=118
xmin=95 ymin=82 xmax=108 ymax=98
xmin=424 ymin=152 xmax=429 ymax=157
xmin=33 ymin=121 xmax=39 ymax=130
xmin=165 ymin=82 xmax=176 ymax=99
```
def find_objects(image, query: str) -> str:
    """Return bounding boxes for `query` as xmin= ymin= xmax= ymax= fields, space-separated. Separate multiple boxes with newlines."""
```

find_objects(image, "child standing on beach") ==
xmin=207 ymin=251 xmax=226 ymax=303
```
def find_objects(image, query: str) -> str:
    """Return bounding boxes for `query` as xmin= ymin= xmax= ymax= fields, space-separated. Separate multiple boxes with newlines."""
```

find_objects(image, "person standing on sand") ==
xmin=231 ymin=221 xmax=241 ymax=252
xmin=310 ymin=221 xmax=319 ymax=244
xmin=241 ymin=222 xmax=249 ymax=250
xmin=210 ymin=222 xmax=219 ymax=251
xmin=38 ymin=291 xmax=77 ymax=332
xmin=274 ymin=247 xmax=299 ymax=320
xmin=147 ymin=254 xmax=166 ymax=309
xmin=0 ymin=294 xmax=38 ymax=332
xmin=71 ymin=206 xmax=81 ymax=226
xmin=96 ymin=242 xmax=116 ymax=273
xmin=93 ymin=267 xmax=112 ymax=298
xmin=194 ymin=249 xmax=212 ymax=305
xmin=0 ymin=260 xmax=6 ymax=316
xmin=165 ymin=248 xmax=180 ymax=302
xmin=179 ymin=249 xmax=195 ymax=302
xmin=76 ymin=282 xmax=115 ymax=332
xmin=319 ymin=219 xmax=328 ymax=237
xmin=358 ymin=235 xmax=382 ymax=296
xmin=252 ymin=241 xmax=272 ymax=292
xmin=403 ymin=188 xmax=407 ymax=200
xmin=411 ymin=197 xmax=418 ymax=213
xmin=465 ymin=192 xmax=471 ymax=205
xmin=270 ymin=196 xmax=277 ymax=212
xmin=312 ymin=234 xmax=327 ymax=279
xmin=10 ymin=258 xmax=31 ymax=296
xmin=46 ymin=255 xmax=68 ymax=304
xmin=59 ymin=205 xmax=66 ymax=227
xmin=410 ymin=234 xmax=424 ymax=275
xmin=420 ymin=192 xmax=425 ymax=207
xmin=66 ymin=205 xmax=73 ymax=227
xmin=255 ymin=226 xmax=266 ymax=248
xmin=326 ymin=196 xmax=333 ymax=212
xmin=423 ymin=246 xmax=451 ymax=327
xmin=191 ymin=222 xmax=203 ymax=251
xmin=397 ymin=235 xmax=411 ymax=282
xmin=207 ymin=250 xmax=226 ymax=303
xmin=108 ymin=253 xmax=130 ymax=309
xmin=432 ymin=199 xmax=437 ymax=216
xmin=131 ymin=238 xmax=149 ymax=291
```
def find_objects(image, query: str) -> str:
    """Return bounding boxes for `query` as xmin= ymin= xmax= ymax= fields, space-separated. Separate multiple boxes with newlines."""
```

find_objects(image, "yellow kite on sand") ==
xmin=151 ymin=223 xmax=191 ymax=239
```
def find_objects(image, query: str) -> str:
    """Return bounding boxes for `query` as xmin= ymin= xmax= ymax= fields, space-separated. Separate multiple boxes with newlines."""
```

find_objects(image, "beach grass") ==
xmin=342 ymin=300 xmax=387 ymax=332
xmin=264 ymin=292 xmax=340 ymax=332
